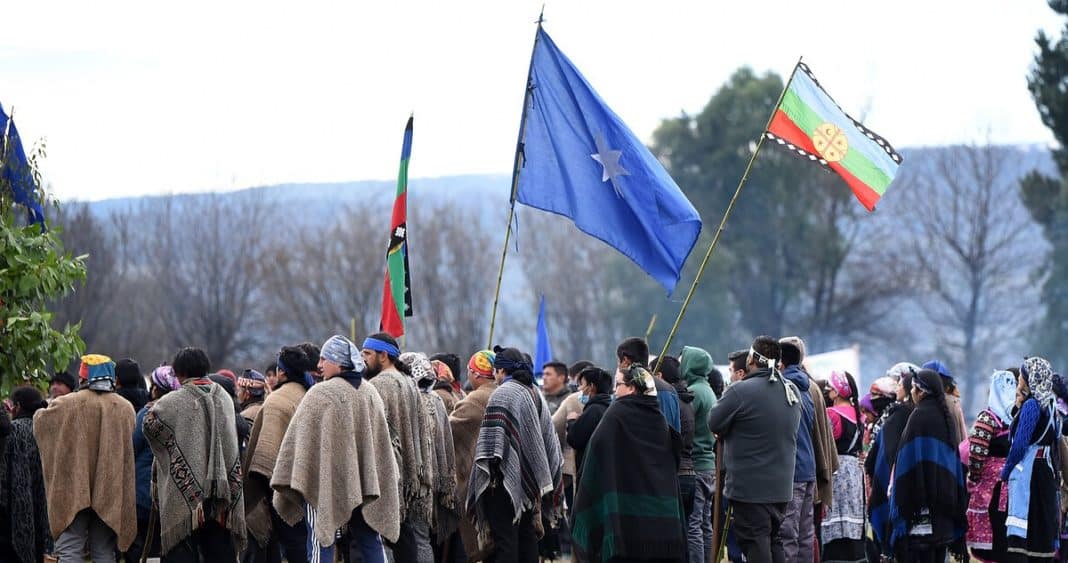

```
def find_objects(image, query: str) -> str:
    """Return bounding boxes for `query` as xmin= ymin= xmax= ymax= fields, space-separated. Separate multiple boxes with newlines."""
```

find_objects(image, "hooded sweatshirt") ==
xmin=681 ymin=346 xmax=717 ymax=474
xmin=782 ymin=365 xmax=816 ymax=483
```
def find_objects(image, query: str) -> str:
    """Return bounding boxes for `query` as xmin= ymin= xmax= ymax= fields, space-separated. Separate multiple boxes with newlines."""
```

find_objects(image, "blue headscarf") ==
xmin=987 ymin=370 xmax=1017 ymax=425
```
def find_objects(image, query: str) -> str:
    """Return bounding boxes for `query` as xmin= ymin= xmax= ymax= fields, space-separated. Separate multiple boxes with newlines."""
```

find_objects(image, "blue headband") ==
xmin=363 ymin=337 xmax=400 ymax=358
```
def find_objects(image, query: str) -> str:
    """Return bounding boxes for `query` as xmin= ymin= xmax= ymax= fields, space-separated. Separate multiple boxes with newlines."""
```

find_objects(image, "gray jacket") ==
xmin=707 ymin=368 xmax=801 ymax=504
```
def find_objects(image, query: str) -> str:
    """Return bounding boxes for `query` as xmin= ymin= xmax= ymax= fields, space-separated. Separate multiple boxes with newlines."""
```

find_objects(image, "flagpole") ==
xmin=653 ymin=56 xmax=803 ymax=373
xmin=486 ymin=8 xmax=546 ymax=349
xmin=644 ymin=313 xmax=657 ymax=342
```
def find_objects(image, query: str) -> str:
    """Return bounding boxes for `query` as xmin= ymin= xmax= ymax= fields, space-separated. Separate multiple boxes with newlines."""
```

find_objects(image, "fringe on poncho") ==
xmin=271 ymin=376 xmax=402 ymax=545
xmin=144 ymin=380 xmax=246 ymax=554
xmin=421 ymin=388 xmax=459 ymax=541
xmin=466 ymin=380 xmax=563 ymax=536
xmin=369 ymin=368 xmax=432 ymax=521
xmin=1 ymin=417 xmax=50 ymax=563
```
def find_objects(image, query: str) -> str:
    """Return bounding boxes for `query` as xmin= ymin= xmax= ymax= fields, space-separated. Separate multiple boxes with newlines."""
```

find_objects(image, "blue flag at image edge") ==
xmin=0 ymin=103 xmax=46 ymax=228
xmin=534 ymin=295 xmax=552 ymax=378
xmin=515 ymin=28 xmax=701 ymax=292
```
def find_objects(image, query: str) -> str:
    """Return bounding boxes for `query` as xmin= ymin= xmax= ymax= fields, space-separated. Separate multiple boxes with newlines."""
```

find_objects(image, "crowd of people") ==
xmin=0 ymin=331 xmax=1066 ymax=563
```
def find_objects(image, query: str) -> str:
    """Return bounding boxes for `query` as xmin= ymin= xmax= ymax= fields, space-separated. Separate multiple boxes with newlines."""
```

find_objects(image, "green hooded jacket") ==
xmin=681 ymin=346 xmax=717 ymax=473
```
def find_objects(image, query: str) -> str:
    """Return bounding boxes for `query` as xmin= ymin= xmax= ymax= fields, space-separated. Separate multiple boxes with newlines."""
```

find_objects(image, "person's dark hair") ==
xmin=871 ymin=395 xmax=894 ymax=415
xmin=750 ymin=336 xmax=780 ymax=369
xmin=914 ymin=368 xmax=953 ymax=440
xmin=616 ymin=337 xmax=649 ymax=368
xmin=780 ymin=343 xmax=802 ymax=367
xmin=569 ymin=360 xmax=595 ymax=379
xmin=367 ymin=332 xmax=410 ymax=375
xmin=50 ymin=371 xmax=78 ymax=392
xmin=658 ymin=355 xmax=682 ymax=385
xmin=277 ymin=346 xmax=311 ymax=384
xmin=264 ymin=362 xmax=278 ymax=375
xmin=900 ymin=371 xmax=915 ymax=403
xmin=842 ymin=371 xmax=862 ymax=432
xmin=1006 ymin=367 xmax=1021 ymax=380
xmin=11 ymin=386 xmax=47 ymax=418
xmin=494 ymin=347 xmax=535 ymax=386
xmin=728 ymin=349 xmax=748 ymax=373
xmin=578 ymin=366 xmax=613 ymax=395
xmin=707 ymin=367 xmax=725 ymax=398
xmin=172 ymin=347 xmax=211 ymax=380
xmin=298 ymin=342 xmax=321 ymax=371
xmin=430 ymin=353 xmax=463 ymax=385
xmin=816 ymin=379 xmax=832 ymax=405
xmin=1053 ymin=374 xmax=1068 ymax=404
xmin=115 ymin=358 xmax=145 ymax=389
xmin=208 ymin=374 xmax=237 ymax=398
xmin=622 ymin=365 xmax=654 ymax=394
xmin=543 ymin=361 xmax=568 ymax=378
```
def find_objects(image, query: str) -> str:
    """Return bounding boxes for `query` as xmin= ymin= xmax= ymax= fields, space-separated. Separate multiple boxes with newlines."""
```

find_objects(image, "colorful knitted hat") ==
xmin=467 ymin=350 xmax=496 ymax=378
xmin=80 ymin=354 xmax=116 ymax=392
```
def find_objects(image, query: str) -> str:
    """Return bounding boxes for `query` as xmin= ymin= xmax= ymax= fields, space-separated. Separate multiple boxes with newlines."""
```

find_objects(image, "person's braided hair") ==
xmin=843 ymin=371 xmax=862 ymax=435
xmin=915 ymin=368 xmax=954 ymax=442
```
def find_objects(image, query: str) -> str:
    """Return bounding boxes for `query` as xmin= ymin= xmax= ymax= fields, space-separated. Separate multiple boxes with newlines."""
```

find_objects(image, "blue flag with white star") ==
xmin=514 ymin=28 xmax=702 ymax=292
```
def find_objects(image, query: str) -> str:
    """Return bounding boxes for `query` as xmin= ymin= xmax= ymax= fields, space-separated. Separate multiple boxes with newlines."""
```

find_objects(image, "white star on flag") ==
xmin=591 ymin=131 xmax=629 ymax=198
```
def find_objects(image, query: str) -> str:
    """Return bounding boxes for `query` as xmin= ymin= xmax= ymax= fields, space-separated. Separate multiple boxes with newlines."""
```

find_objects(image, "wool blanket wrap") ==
xmin=416 ymin=388 xmax=459 ymax=540
xmin=572 ymin=393 xmax=685 ymax=562
xmin=33 ymin=390 xmax=137 ymax=550
xmin=271 ymin=377 xmax=402 ymax=545
xmin=1 ymin=417 xmax=50 ymax=563
xmin=368 ymin=368 xmax=430 ymax=520
xmin=144 ymin=380 xmax=247 ymax=554
xmin=449 ymin=381 xmax=496 ymax=559
xmin=467 ymin=380 xmax=563 ymax=535
xmin=242 ymin=380 xmax=305 ymax=545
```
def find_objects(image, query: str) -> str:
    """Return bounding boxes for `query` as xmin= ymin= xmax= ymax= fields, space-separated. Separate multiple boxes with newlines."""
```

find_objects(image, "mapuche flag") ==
xmin=379 ymin=117 xmax=414 ymax=337
xmin=765 ymin=62 xmax=902 ymax=211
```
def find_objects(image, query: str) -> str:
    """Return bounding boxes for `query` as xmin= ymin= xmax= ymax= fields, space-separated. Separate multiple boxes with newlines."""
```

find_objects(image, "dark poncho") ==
xmin=0 ymin=417 xmax=50 ymax=563
xmin=866 ymin=401 xmax=912 ymax=552
xmin=888 ymin=397 xmax=966 ymax=557
xmin=572 ymin=393 xmax=685 ymax=562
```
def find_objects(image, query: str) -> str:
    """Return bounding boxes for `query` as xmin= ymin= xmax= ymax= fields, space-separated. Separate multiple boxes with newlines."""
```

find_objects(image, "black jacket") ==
xmin=566 ymin=394 xmax=611 ymax=483
xmin=674 ymin=382 xmax=696 ymax=475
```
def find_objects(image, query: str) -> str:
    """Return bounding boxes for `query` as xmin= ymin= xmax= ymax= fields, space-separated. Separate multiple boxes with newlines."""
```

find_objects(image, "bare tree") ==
xmin=901 ymin=143 xmax=1042 ymax=414
xmin=517 ymin=211 xmax=623 ymax=364
xmin=137 ymin=193 xmax=269 ymax=366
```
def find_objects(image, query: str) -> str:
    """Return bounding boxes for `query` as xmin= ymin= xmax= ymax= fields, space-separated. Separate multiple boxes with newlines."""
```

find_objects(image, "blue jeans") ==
xmin=688 ymin=471 xmax=715 ymax=563
xmin=348 ymin=508 xmax=386 ymax=563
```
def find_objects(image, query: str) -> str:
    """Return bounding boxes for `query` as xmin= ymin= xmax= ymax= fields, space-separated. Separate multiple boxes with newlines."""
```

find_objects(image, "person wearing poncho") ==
xmin=887 ymin=368 xmax=966 ymax=563
xmin=572 ymin=364 xmax=685 ymax=562
xmin=467 ymin=346 xmax=563 ymax=563
xmin=143 ymin=347 xmax=247 ymax=561
xmin=1001 ymin=356 xmax=1064 ymax=561
xmin=449 ymin=350 xmax=498 ymax=560
xmin=400 ymin=352 xmax=461 ymax=559
xmin=865 ymin=367 xmax=913 ymax=555
xmin=33 ymin=353 xmax=137 ymax=563
xmin=0 ymin=387 xmax=50 ymax=563
xmin=361 ymin=332 xmax=433 ymax=562
xmin=243 ymin=345 xmax=312 ymax=562
xmin=125 ymin=365 xmax=182 ymax=563
xmin=966 ymin=370 xmax=1016 ymax=562
xmin=271 ymin=335 xmax=400 ymax=563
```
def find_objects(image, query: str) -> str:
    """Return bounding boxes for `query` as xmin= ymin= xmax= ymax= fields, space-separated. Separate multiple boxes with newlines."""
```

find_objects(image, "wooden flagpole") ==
xmin=652 ymin=56 xmax=803 ymax=374
xmin=486 ymin=7 xmax=546 ymax=349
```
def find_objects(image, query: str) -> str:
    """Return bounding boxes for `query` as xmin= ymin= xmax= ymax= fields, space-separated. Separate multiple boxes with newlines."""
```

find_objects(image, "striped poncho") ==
xmin=466 ymin=379 xmax=562 ymax=532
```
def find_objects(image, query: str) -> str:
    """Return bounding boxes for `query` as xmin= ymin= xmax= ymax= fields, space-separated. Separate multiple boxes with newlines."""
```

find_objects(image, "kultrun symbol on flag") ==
xmin=812 ymin=123 xmax=848 ymax=162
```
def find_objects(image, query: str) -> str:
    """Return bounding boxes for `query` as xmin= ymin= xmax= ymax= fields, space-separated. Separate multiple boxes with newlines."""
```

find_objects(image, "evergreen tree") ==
xmin=1021 ymin=0 xmax=1068 ymax=366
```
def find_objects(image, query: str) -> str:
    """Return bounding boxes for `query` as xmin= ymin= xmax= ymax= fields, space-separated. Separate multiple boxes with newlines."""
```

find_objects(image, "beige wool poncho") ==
xmin=33 ymin=389 xmax=137 ymax=550
xmin=272 ymin=376 xmax=402 ymax=545
xmin=243 ymin=380 xmax=306 ymax=545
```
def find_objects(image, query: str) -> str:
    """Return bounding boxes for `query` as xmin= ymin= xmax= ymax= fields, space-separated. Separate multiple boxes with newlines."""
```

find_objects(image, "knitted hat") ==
xmin=467 ymin=350 xmax=496 ymax=378
xmin=80 ymin=354 xmax=116 ymax=392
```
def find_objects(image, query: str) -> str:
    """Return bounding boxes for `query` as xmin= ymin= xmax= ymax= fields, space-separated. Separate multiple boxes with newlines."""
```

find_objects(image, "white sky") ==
xmin=1 ymin=1 xmax=1062 ymax=201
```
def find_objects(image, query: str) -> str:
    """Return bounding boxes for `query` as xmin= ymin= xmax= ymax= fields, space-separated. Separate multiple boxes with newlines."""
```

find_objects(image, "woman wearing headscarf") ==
xmin=0 ymin=387 xmax=50 ymax=563
xmin=966 ymin=370 xmax=1016 ymax=562
xmin=865 ymin=370 xmax=915 ymax=557
xmin=571 ymin=365 xmax=686 ymax=562
xmin=821 ymin=371 xmax=865 ymax=563
xmin=430 ymin=359 xmax=465 ymax=413
xmin=125 ymin=365 xmax=182 ymax=563
xmin=888 ymin=369 xmax=967 ymax=563
xmin=1001 ymin=357 xmax=1062 ymax=562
